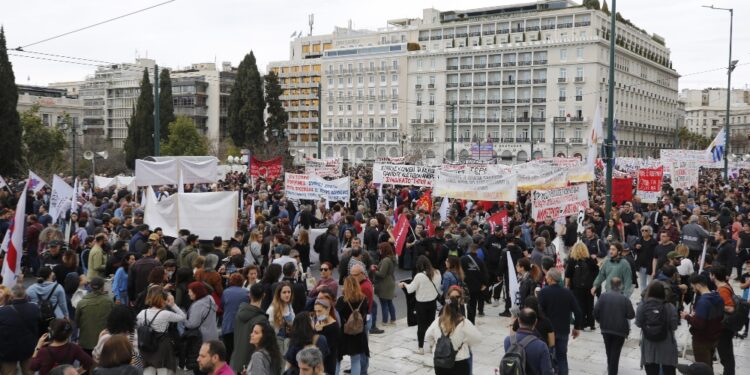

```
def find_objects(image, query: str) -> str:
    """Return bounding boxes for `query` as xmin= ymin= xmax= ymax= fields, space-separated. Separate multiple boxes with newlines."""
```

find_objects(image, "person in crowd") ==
xmin=266 ymin=281 xmax=294 ymax=358
xmin=194 ymin=255 xmax=224 ymax=299
xmin=373 ymin=242 xmax=397 ymax=326
xmin=112 ymin=253 xmax=135 ymax=306
xmin=710 ymin=266 xmax=736 ymax=375
xmin=296 ymin=347 xmax=325 ymax=375
xmin=0 ymin=285 xmax=9 ymax=306
xmin=280 ymin=262 xmax=307 ymax=314
xmin=184 ymin=281 xmax=220 ymax=372
xmin=293 ymin=229 xmax=311 ymax=272
xmin=87 ymin=234 xmax=108 ymax=280
xmin=128 ymin=243 xmax=161 ymax=303
xmin=307 ymin=262 xmax=338 ymax=302
xmin=424 ymin=291 xmax=481 ymax=375
xmin=441 ymin=255 xmax=464 ymax=297
xmin=247 ymin=322 xmax=283 ymax=375
xmin=565 ymin=242 xmax=598 ymax=330
xmin=461 ymin=243 xmax=488 ymax=323
xmin=594 ymin=277 xmax=635 ymax=375
xmin=335 ymin=276 xmax=370 ymax=375
xmin=399 ymin=255 xmax=442 ymax=354
xmin=221 ymin=273 xmax=249 ymax=359
xmin=592 ymin=242 xmax=633 ymax=297
xmin=30 ymin=319 xmax=94 ymax=375
xmin=715 ymin=230 xmax=736 ymax=274
xmin=91 ymin=335 xmax=138 ymax=375
xmin=242 ymin=265 xmax=260 ymax=290
xmin=634 ymin=225 xmax=658 ymax=288
xmin=284 ymin=312 xmax=330 ymax=373
xmin=0 ymin=284 xmax=41 ymax=375
xmin=179 ymin=234 xmax=201 ymax=270
xmin=92 ymin=305 xmax=142 ymax=368
xmin=680 ymin=274 xmax=724 ymax=367
xmin=636 ymin=282 xmax=680 ymax=375
xmin=510 ymin=296 xmax=555 ymax=350
xmin=74 ymin=277 xmax=114 ymax=354
xmin=313 ymin=298 xmax=341 ymax=375
xmin=197 ymin=340 xmax=233 ymax=375
xmin=538 ymin=269 xmax=582 ymax=375
xmin=136 ymin=285 xmax=187 ymax=374
xmin=230 ymin=283 xmax=269 ymax=372
xmin=503 ymin=308 xmax=554 ymax=375
xmin=50 ymin=247 xmax=76 ymax=284
xmin=681 ymin=215 xmax=711 ymax=263
xmin=27 ymin=266 xmax=69 ymax=322
xmin=515 ymin=258 xmax=537 ymax=312
xmin=260 ymin=264 xmax=283 ymax=311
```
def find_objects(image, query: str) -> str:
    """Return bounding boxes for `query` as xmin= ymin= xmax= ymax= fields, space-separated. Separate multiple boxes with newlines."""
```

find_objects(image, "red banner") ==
xmin=249 ymin=156 xmax=283 ymax=181
xmin=487 ymin=210 xmax=509 ymax=233
xmin=393 ymin=215 xmax=410 ymax=256
xmin=637 ymin=166 xmax=663 ymax=204
xmin=612 ymin=177 xmax=634 ymax=205
xmin=415 ymin=190 xmax=432 ymax=214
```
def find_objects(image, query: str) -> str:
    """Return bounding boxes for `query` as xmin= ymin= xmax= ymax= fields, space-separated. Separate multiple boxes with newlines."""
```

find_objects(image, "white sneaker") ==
xmin=416 ymin=348 xmax=424 ymax=355
xmin=492 ymin=299 xmax=500 ymax=307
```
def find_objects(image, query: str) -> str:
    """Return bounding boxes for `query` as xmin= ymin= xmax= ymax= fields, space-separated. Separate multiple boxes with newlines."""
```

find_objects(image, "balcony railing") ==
xmin=447 ymin=82 xmax=459 ymax=88
xmin=488 ymin=62 xmax=502 ymax=68
xmin=541 ymin=24 xmax=555 ymax=30
xmin=488 ymin=118 xmax=500 ymax=122
xmin=517 ymin=98 xmax=531 ymax=103
xmin=428 ymin=83 xmax=435 ymax=89
xmin=415 ymin=84 xmax=422 ymax=89
xmin=502 ymin=118 xmax=515 ymax=123
xmin=536 ymin=138 xmax=546 ymax=143
xmin=518 ymin=61 xmax=532 ymax=66
xmin=470 ymin=31 xmax=481 ymax=37
xmin=416 ymin=101 xmax=422 ymax=106
xmin=459 ymin=118 xmax=472 ymax=123
xmin=460 ymin=82 xmax=472 ymax=87
xmin=456 ymin=33 xmax=468 ymax=38
xmin=447 ymin=66 xmax=459 ymax=70
xmin=502 ymin=80 xmax=516 ymax=85
xmin=516 ymin=137 xmax=530 ymax=142
xmin=517 ymin=79 xmax=531 ymax=85
xmin=503 ymin=62 xmax=517 ymax=67
xmin=575 ymin=96 xmax=583 ymax=101
xmin=410 ymin=119 xmax=421 ymax=124
xmin=483 ymin=30 xmax=495 ymax=35
xmin=460 ymin=65 xmax=472 ymax=69
xmin=517 ymin=117 xmax=530 ymax=122
xmin=459 ymin=99 xmax=472 ymax=105
xmin=574 ymin=21 xmax=591 ymax=27
xmin=532 ymin=98 xmax=546 ymax=103
xmin=502 ymin=137 xmax=515 ymax=142
xmin=558 ymin=78 xmax=567 ymax=83
xmin=424 ymin=118 xmax=435 ymax=124
xmin=575 ymin=77 xmax=584 ymax=82
xmin=512 ymin=28 xmax=524 ymax=33
xmin=502 ymin=99 xmax=516 ymax=104
xmin=534 ymin=59 xmax=548 ymax=65
xmin=569 ymin=117 xmax=584 ymax=122
xmin=488 ymin=81 xmax=501 ymax=86
xmin=559 ymin=96 xmax=567 ymax=102
xmin=570 ymin=138 xmax=583 ymax=143
xmin=498 ymin=29 xmax=509 ymax=34
xmin=531 ymin=117 xmax=546 ymax=122
xmin=533 ymin=78 xmax=547 ymax=84
xmin=488 ymin=98 xmax=502 ymax=104
xmin=474 ymin=64 xmax=487 ymax=69
xmin=474 ymin=82 xmax=487 ymax=87
xmin=526 ymin=26 xmax=540 ymax=31
xmin=557 ymin=23 xmax=573 ymax=28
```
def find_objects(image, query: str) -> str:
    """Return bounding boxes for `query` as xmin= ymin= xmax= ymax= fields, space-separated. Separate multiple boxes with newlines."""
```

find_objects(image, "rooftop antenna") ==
xmin=308 ymin=13 xmax=314 ymax=36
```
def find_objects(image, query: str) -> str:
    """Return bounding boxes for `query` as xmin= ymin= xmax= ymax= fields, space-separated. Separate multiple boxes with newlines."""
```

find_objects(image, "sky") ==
xmin=2 ymin=0 xmax=749 ymax=91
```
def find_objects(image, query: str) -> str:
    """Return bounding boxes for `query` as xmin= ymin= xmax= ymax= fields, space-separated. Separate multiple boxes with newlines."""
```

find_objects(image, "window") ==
xmin=392 ymin=102 xmax=398 ymax=112
xmin=560 ymin=49 xmax=567 ymax=61
xmin=328 ymin=78 xmax=333 ymax=86
xmin=392 ymin=60 xmax=398 ymax=69
xmin=536 ymin=129 xmax=544 ymax=139
xmin=416 ymin=76 xmax=423 ymax=84
xmin=575 ymin=87 xmax=583 ymax=101
xmin=417 ymin=60 xmax=423 ymax=70
xmin=391 ymin=74 xmax=398 ymax=83
xmin=559 ymin=68 xmax=567 ymax=79
xmin=576 ymin=67 xmax=584 ymax=78
xmin=576 ymin=47 xmax=583 ymax=60
xmin=574 ymin=128 xmax=582 ymax=139
xmin=429 ymin=76 xmax=436 ymax=85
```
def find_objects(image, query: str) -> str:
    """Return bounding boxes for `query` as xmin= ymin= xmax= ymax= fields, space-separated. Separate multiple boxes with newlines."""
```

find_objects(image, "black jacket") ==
xmin=594 ymin=290 xmax=635 ymax=337
xmin=322 ymin=233 xmax=340 ymax=267
xmin=461 ymin=253 xmax=488 ymax=292
xmin=0 ymin=300 xmax=40 ymax=361
xmin=538 ymin=284 xmax=583 ymax=335
xmin=363 ymin=227 xmax=380 ymax=252
xmin=482 ymin=234 xmax=505 ymax=270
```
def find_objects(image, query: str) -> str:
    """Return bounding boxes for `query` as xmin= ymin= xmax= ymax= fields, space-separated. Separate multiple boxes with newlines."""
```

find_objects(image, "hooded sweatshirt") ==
xmin=26 ymin=281 xmax=69 ymax=318
xmin=686 ymin=291 xmax=724 ymax=342
xmin=592 ymin=256 xmax=633 ymax=296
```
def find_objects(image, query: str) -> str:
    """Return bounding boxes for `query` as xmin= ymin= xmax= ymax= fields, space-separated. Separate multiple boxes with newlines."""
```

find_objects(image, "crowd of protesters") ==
xmin=0 ymin=165 xmax=748 ymax=375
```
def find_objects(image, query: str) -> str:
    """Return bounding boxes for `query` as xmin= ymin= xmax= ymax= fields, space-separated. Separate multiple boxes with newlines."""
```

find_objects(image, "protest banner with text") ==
xmin=433 ymin=166 xmax=517 ymax=202
xmin=612 ymin=177 xmax=634 ymax=205
xmin=530 ymin=184 xmax=589 ymax=221
xmin=637 ymin=166 xmax=663 ymax=203
xmin=284 ymin=173 xmax=350 ymax=202
xmin=250 ymin=156 xmax=283 ymax=181
xmin=372 ymin=163 xmax=436 ymax=187
xmin=305 ymin=157 xmax=343 ymax=178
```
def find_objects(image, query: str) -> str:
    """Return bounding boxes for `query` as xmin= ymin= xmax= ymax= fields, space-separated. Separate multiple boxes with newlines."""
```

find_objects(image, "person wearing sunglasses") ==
xmin=308 ymin=262 xmax=338 ymax=301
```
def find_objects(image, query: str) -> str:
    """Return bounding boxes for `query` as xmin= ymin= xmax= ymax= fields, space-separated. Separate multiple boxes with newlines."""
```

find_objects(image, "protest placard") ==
xmin=284 ymin=173 xmax=350 ymax=202
xmin=250 ymin=156 xmax=283 ymax=180
xmin=305 ymin=157 xmax=342 ymax=178
xmin=637 ymin=166 xmax=663 ymax=203
xmin=530 ymin=184 xmax=589 ymax=221
xmin=612 ymin=177 xmax=634 ymax=205
xmin=433 ymin=166 xmax=517 ymax=202
xmin=372 ymin=163 xmax=436 ymax=187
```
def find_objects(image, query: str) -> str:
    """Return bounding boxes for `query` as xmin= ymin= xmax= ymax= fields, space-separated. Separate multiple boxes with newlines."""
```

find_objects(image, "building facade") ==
xmin=17 ymin=85 xmax=85 ymax=129
xmin=680 ymin=88 xmax=750 ymax=138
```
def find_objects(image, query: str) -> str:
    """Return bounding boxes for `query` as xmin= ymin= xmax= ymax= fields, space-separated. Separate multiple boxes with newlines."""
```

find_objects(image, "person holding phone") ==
xmin=30 ymin=319 xmax=94 ymax=375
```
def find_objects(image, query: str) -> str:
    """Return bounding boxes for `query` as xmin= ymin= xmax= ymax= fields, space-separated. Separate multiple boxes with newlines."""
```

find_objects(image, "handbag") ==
xmin=183 ymin=303 xmax=213 ymax=339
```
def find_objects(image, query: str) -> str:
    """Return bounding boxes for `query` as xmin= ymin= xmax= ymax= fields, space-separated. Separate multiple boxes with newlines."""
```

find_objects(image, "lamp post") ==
xmin=703 ymin=4 xmax=735 ymax=182
xmin=400 ymin=133 xmax=408 ymax=157
xmin=57 ymin=115 xmax=80 ymax=178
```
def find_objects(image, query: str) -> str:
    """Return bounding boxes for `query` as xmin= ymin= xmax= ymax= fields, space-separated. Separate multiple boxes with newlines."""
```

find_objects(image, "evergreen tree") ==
xmin=124 ymin=69 xmax=154 ymax=169
xmin=161 ymin=116 xmax=209 ymax=156
xmin=158 ymin=68 xmax=175 ymax=141
xmin=601 ymin=0 xmax=610 ymax=15
xmin=264 ymin=71 xmax=288 ymax=143
xmin=227 ymin=51 xmax=265 ymax=148
xmin=0 ymin=27 xmax=23 ymax=176
xmin=583 ymin=0 xmax=600 ymax=10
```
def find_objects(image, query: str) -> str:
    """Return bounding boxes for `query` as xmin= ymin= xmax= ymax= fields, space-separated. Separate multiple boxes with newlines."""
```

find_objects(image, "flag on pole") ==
xmin=49 ymin=175 xmax=74 ymax=222
xmin=586 ymin=104 xmax=604 ymax=169
xmin=438 ymin=197 xmax=449 ymax=224
xmin=0 ymin=175 xmax=7 ymax=190
xmin=393 ymin=214 xmax=410 ymax=256
xmin=507 ymin=254 xmax=520 ymax=309
xmin=249 ymin=198 xmax=256 ymax=228
xmin=707 ymin=128 xmax=726 ymax=162
xmin=177 ymin=170 xmax=185 ymax=194
xmin=1 ymin=179 xmax=29 ymax=287
xmin=28 ymin=170 xmax=47 ymax=194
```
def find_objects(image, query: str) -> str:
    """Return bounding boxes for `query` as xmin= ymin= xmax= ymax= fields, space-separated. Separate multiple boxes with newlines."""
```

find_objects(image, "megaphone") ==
xmin=96 ymin=151 xmax=108 ymax=160
xmin=83 ymin=151 xmax=94 ymax=160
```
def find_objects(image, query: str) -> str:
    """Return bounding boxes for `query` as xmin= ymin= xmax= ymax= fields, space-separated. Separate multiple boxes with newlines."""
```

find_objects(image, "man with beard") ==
xmin=198 ymin=341 xmax=234 ymax=375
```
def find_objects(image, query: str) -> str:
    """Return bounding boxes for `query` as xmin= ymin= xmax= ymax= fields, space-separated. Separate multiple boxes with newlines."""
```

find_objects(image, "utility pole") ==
xmin=552 ymin=120 xmax=556 ymax=157
xmin=154 ymin=64 xmax=160 ymax=156
xmin=605 ymin=0 xmax=617 ymax=222
xmin=450 ymin=103 xmax=456 ymax=161
xmin=529 ymin=106 xmax=534 ymax=160
xmin=72 ymin=119 xmax=77 ymax=179
xmin=317 ymin=82 xmax=322 ymax=159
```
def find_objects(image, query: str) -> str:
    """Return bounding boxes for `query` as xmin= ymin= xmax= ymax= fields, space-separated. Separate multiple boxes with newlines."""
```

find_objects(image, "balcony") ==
xmin=575 ymin=95 xmax=583 ymax=101
xmin=474 ymin=64 xmax=487 ymax=69
xmin=447 ymin=65 xmax=459 ymax=71
xmin=418 ymin=36 xmax=429 ymax=41
xmin=502 ymin=118 xmax=515 ymax=123
xmin=410 ymin=119 xmax=421 ymax=124
xmin=512 ymin=28 xmax=524 ymax=33
xmin=531 ymin=117 xmax=546 ymax=122
xmin=532 ymin=98 xmax=546 ymax=103
xmin=473 ymin=99 xmax=486 ymax=104
xmin=575 ymin=77 xmax=584 ymax=83
xmin=533 ymin=59 xmax=548 ymax=65
xmin=553 ymin=116 xmax=567 ymax=122
xmin=517 ymin=79 xmax=532 ymax=85
xmin=428 ymin=83 xmax=435 ymax=89
xmin=517 ymin=98 xmax=531 ymax=103
xmin=469 ymin=31 xmax=481 ymax=37
xmin=575 ymin=21 xmax=591 ymax=27
xmin=502 ymin=137 xmax=515 ymax=142
xmin=502 ymin=80 xmax=516 ymax=85
xmin=460 ymin=82 xmax=473 ymax=87
xmin=570 ymin=138 xmax=583 ymax=144
xmin=557 ymin=23 xmax=573 ymax=28
xmin=473 ymin=118 xmax=486 ymax=123
xmin=533 ymin=78 xmax=547 ymax=84
xmin=424 ymin=118 xmax=435 ymax=124
xmin=518 ymin=61 xmax=532 ymax=66
xmin=502 ymin=99 xmax=516 ymax=104
xmin=416 ymin=101 xmax=422 ymax=106
xmin=488 ymin=117 xmax=500 ymax=122
xmin=430 ymin=35 xmax=443 ymax=40
xmin=459 ymin=99 xmax=472 ymax=105
xmin=447 ymin=100 xmax=457 ymax=105
xmin=483 ymin=30 xmax=495 ymax=36
xmin=415 ymin=84 xmax=422 ymax=89
xmin=487 ymin=98 xmax=502 ymax=104
xmin=444 ymin=34 xmax=454 ymax=40
xmin=474 ymin=82 xmax=486 ymax=87
xmin=558 ymin=77 xmax=567 ymax=83
xmin=541 ymin=24 xmax=555 ymax=30
xmin=517 ymin=117 xmax=530 ymax=123
xmin=456 ymin=33 xmax=468 ymax=38
xmin=460 ymin=65 xmax=472 ymax=69
xmin=459 ymin=118 xmax=472 ymax=123
xmin=516 ymin=137 xmax=530 ymax=142
xmin=536 ymin=138 xmax=546 ymax=143
xmin=525 ymin=26 xmax=540 ymax=31
xmin=447 ymin=82 xmax=459 ymax=88
xmin=569 ymin=116 xmax=584 ymax=122
xmin=559 ymin=96 xmax=567 ymax=102
xmin=498 ymin=29 xmax=509 ymax=34
xmin=488 ymin=62 xmax=502 ymax=68
xmin=488 ymin=81 xmax=501 ymax=86
xmin=503 ymin=62 xmax=517 ymax=67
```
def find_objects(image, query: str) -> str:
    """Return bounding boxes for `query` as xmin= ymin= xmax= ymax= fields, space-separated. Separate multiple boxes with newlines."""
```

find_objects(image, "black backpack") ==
xmin=720 ymin=285 xmax=750 ymax=333
xmin=499 ymin=334 xmax=537 ymax=375
xmin=641 ymin=299 xmax=668 ymax=341
xmin=433 ymin=327 xmax=462 ymax=369
xmin=572 ymin=260 xmax=594 ymax=289
xmin=313 ymin=234 xmax=326 ymax=254
xmin=37 ymin=283 xmax=60 ymax=329
xmin=137 ymin=309 xmax=164 ymax=353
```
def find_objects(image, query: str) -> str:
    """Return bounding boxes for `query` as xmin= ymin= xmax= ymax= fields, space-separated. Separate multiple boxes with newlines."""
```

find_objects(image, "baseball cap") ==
xmin=89 ymin=277 xmax=105 ymax=290
xmin=667 ymin=251 xmax=683 ymax=260
xmin=677 ymin=363 xmax=713 ymax=375
xmin=148 ymin=233 xmax=160 ymax=241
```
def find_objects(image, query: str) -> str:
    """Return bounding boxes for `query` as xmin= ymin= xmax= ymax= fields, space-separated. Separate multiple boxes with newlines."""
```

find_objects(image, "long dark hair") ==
xmin=252 ymin=322 xmax=283 ymax=375
xmin=415 ymin=255 xmax=435 ymax=280
xmin=261 ymin=263 xmax=282 ymax=285
xmin=289 ymin=312 xmax=316 ymax=348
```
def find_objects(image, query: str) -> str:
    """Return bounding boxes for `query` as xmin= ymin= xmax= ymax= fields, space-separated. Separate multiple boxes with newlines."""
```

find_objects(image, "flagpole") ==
xmin=604 ymin=0 xmax=617 ymax=223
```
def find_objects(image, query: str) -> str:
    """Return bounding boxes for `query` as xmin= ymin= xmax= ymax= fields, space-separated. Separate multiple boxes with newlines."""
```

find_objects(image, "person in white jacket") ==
xmin=425 ymin=294 xmax=481 ymax=375
xmin=399 ymin=255 xmax=442 ymax=354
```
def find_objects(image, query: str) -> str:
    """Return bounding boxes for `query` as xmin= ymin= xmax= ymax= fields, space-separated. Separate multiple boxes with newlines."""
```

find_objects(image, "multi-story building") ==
xmin=680 ymin=88 xmax=750 ymax=138
xmin=171 ymin=62 xmax=237 ymax=152
xmin=16 ymin=85 xmax=85 ymax=129
xmin=268 ymin=35 xmax=329 ymax=160
xmin=271 ymin=0 xmax=679 ymax=164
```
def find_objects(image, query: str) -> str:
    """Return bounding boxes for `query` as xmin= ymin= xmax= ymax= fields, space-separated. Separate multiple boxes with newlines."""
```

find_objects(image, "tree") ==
xmin=583 ymin=0 xmax=600 ymax=10
xmin=159 ymin=68 xmax=176 ymax=141
xmin=601 ymin=0 xmax=610 ymax=15
xmin=264 ymin=71 xmax=288 ymax=144
xmin=161 ymin=116 xmax=209 ymax=156
xmin=227 ymin=51 xmax=265 ymax=148
xmin=0 ymin=27 xmax=23 ymax=176
xmin=124 ymin=69 xmax=154 ymax=169
xmin=20 ymin=105 xmax=67 ymax=175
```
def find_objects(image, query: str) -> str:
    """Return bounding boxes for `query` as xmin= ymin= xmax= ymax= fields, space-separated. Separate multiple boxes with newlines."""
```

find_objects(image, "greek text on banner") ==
xmin=284 ymin=173 xmax=350 ymax=202
xmin=372 ymin=163 xmax=435 ymax=187
xmin=433 ymin=167 xmax=517 ymax=202
xmin=531 ymin=184 xmax=589 ymax=221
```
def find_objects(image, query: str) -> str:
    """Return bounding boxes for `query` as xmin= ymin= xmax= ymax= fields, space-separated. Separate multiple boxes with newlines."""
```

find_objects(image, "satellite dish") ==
xmin=97 ymin=151 xmax=109 ymax=159
xmin=83 ymin=151 xmax=94 ymax=160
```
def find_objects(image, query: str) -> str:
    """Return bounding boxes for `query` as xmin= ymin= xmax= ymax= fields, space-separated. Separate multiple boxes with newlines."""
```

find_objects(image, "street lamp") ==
xmin=57 ymin=115 xmax=82 ymax=178
xmin=227 ymin=155 xmax=241 ymax=172
xmin=702 ymin=4 xmax=735 ymax=182
xmin=400 ymin=133 xmax=408 ymax=157
xmin=83 ymin=150 xmax=108 ymax=177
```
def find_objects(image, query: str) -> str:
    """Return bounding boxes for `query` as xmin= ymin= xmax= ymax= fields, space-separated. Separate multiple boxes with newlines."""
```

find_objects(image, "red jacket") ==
xmin=359 ymin=278 xmax=374 ymax=313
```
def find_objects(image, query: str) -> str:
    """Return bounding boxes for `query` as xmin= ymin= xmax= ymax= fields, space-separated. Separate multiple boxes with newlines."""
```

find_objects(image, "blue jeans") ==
xmin=349 ymin=354 xmax=362 ymax=375
xmin=638 ymin=267 xmax=650 ymax=290
xmin=370 ymin=300 xmax=378 ymax=329
xmin=359 ymin=317 xmax=371 ymax=375
xmin=380 ymin=298 xmax=396 ymax=323
xmin=555 ymin=335 xmax=569 ymax=375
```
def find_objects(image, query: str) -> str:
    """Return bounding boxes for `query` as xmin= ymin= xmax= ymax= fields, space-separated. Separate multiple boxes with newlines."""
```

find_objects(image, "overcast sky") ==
xmin=2 ymin=0 xmax=748 ymax=91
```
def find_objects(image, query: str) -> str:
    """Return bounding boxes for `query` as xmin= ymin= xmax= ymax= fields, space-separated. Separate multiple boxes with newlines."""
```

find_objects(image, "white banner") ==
xmin=375 ymin=156 xmax=405 ymax=164
xmin=305 ymin=158 xmax=342 ymax=178
xmin=531 ymin=184 xmax=590 ymax=222
xmin=284 ymin=173 xmax=350 ymax=202
xmin=143 ymin=186 xmax=237 ymax=239
xmin=135 ymin=159 xmax=179 ymax=186
xmin=372 ymin=163 xmax=436 ymax=187
xmin=514 ymin=166 xmax=569 ymax=191
xmin=49 ymin=175 xmax=73 ymax=222
xmin=135 ymin=157 xmax=218 ymax=186
xmin=671 ymin=160 xmax=700 ymax=190
xmin=433 ymin=165 xmax=517 ymax=202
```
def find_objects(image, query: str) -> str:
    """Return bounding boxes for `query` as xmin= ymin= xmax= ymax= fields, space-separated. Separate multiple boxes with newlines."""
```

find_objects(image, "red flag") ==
xmin=426 ymin=215 xmax=434 ymax=237
xmin=612 ymin=177 xmax=634 ymax=205
xmin=393 ymin=215 xmax=410 ymax=256
xmin=487 ymin=210 xmax=509 ymax=233
xmin=2 ymin=179 xmax=29 ymax=287
xmin=249 ymin=156 xmax=283 ymax=180
xmin=416 ymin=190 xmax=432 ymax=214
